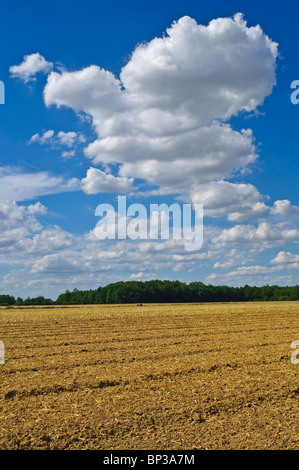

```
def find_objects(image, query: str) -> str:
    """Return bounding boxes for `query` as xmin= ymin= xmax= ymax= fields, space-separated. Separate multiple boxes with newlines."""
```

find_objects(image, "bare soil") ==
xmin=0 ymin=302 xmax=298 ymax=450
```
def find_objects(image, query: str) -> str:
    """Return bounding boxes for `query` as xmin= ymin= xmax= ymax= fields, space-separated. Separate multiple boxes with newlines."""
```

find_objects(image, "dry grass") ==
xmin=0 ymin=301 xmax=298 ymax=450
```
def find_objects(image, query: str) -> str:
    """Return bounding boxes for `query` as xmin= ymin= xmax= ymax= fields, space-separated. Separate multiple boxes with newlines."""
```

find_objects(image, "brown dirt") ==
xmin=0 ymin=302 xmax=298 ymax=450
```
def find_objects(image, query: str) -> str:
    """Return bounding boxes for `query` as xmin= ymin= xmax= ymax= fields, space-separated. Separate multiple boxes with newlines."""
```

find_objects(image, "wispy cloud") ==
xmin=0 ymin=166 xmax=79 ymax=201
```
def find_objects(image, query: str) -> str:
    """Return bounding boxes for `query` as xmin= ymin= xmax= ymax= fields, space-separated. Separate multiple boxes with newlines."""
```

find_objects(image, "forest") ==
xmin=1 ymin=280 xmax=299 ymax=305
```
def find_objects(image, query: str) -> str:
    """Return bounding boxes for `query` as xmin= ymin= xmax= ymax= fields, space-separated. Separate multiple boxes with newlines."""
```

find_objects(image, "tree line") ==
xmin=1 ymin=280 xmax=299 ymax=306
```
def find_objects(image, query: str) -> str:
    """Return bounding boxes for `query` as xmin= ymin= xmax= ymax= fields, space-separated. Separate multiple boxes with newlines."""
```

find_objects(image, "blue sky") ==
xmin=0 ymin=0 xmax=299 ymax=299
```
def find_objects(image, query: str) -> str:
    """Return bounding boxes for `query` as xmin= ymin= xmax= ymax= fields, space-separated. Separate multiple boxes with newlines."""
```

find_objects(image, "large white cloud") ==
xmin=120 ymin=14 xmax=278 ymax=123
xmin=43 ymin=13 xmax=278 ymax=216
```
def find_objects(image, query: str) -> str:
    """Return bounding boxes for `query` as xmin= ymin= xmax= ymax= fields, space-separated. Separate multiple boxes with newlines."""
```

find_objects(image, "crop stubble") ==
xmin=0 ymin=302 xmax=298 ymax=449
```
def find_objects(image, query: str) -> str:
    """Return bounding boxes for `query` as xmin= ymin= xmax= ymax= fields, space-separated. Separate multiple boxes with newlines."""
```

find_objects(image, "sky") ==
xmin=0 ymin=0 xmax=299 ymax=299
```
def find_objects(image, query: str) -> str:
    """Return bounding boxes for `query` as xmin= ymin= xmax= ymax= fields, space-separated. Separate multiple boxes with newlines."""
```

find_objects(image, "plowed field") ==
xmin=0 ymin=302 xmax=298 ymax=450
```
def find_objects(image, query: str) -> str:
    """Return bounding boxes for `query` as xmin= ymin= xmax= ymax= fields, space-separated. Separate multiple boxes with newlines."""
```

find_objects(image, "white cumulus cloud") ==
xmin=213 ymin=222 xmax=299 ymax=249
xmin=81 ymin=167 xmax=134 ymax=194
xmin=270 ymin=200 xmax=299 ymax=216
xmin=10 ymin=53 xmax=53 ymax=82
xmin=271 ymin=251 xmax=299 ymax=267
xmin=43 ymin=14 xmax=278 ymax=214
